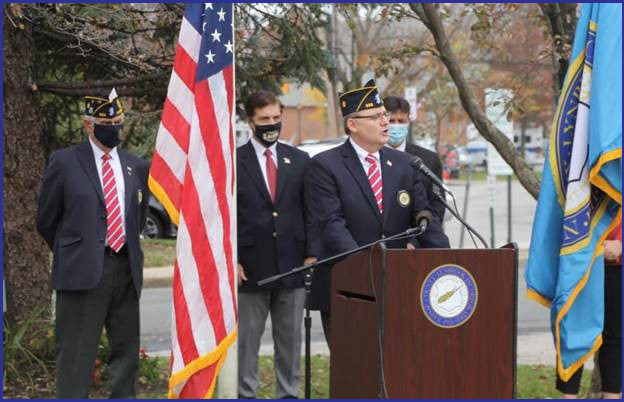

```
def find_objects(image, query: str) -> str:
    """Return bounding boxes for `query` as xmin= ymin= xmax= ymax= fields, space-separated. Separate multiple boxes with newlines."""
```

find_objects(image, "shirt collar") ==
xmin=250 ymin=136 xmax=278 ymax=157
xmin=385 ymin=140 xmax=406 ymax=152
xmin=349 ymin=137 xmax=379 ymax=163
xmin=89 ymin=136 xmax=119 ymax=162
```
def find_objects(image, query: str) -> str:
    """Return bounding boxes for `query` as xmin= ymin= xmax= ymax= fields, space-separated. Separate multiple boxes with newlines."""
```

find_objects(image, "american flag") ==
xmin=148 ymin=3 xmax=237 ymax=399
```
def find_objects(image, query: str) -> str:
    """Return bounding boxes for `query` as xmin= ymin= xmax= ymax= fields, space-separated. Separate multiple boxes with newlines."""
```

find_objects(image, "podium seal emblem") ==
xmin=420 ymin=264 xmax=478 ymax=328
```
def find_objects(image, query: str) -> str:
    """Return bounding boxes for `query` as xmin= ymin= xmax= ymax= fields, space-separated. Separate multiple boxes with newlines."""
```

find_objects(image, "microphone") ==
xmin=415 ymin=210 xmax=432 ymax=233
xmin=410 ymin=156 xmax=450 ymax=193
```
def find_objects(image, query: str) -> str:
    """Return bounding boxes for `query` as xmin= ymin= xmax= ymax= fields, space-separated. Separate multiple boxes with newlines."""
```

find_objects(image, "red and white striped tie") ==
xmin=102 ymin=154 xmax=125 ymax=252
xmin=366 ymin=153 xmax=383 ymax=214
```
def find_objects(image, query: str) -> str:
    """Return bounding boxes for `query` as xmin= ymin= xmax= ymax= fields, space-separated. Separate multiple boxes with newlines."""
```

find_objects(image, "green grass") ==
xmin=141 ymin=238 xmax=176 ymax=268
xmin=257 ymin=355 xmax=329 ymax=399
xmin=517 ymin=364 xmax=592 ymax=398
xmin=2 ymin=351 xmax=595 ymax=399
xmin=258 ymin=357 xmax=589 ymax=399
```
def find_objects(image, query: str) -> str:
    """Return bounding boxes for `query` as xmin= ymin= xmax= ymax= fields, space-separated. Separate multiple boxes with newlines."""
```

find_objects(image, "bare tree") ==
xmin=408 ymin=3 xmax=564 ymax=198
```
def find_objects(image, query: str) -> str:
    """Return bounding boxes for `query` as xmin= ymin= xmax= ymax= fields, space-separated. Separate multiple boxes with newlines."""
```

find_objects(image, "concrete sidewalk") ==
xmin=145 ymin=265 xmax=174 ymax=288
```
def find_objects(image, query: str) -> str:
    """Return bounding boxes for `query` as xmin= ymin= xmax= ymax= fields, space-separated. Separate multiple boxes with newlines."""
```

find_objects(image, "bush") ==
xmin=3 ymin=310 xmax=56 ymax=398
xmin=94 ymin=332 xmax=167 ymax=392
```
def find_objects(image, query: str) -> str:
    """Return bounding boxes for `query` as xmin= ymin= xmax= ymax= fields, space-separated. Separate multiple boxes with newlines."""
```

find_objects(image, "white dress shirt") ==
xmin=250 ymin=137 xmax=278 ymax=193
xmin=89 ymin=137 xmax=126 ymax=244
xmin=385 ymin=140 xmax=407 ymax=152
xmin=349 ymin=137 xmax=383 ymax=183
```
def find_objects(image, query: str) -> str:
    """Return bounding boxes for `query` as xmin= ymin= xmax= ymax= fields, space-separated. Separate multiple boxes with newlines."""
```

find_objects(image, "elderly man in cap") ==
xmin=36 ymin=89 xmax=150 ymax=398
xmin=305 ymin=79 xmax=450 ymax=345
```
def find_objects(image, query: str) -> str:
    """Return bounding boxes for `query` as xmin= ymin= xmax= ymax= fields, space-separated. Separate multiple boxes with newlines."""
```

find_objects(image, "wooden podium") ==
xmin=329 ymin=244 xmax=518 ymax=399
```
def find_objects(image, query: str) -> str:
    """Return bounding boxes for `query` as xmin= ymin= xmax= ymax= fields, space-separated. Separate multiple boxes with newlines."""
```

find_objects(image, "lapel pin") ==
xmin=387 ymin=160 xmax=392 ymax=167
xmin=397 ymin=190 xmax=411 ymax=207
xmin=283 ymin=157 xmax=291 ymax=164
xmin=137 ymin=189 xmax=143 ymax=204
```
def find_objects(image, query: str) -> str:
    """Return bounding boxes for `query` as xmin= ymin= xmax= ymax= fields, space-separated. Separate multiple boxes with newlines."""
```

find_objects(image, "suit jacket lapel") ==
xmin=275 ymin=143 xmax=290 ymax=205
xmin=379 ymin=148 xmax=399 ymax=228
xmin=118 ymin=150 xmax=134 ymax=218
xmin=240 ymin=142 xmax=273 ymax=203
xmin=76 ymin=142 xmax=105 ymax=206
xmin=341 ymin=141 xmax=382 ymax=222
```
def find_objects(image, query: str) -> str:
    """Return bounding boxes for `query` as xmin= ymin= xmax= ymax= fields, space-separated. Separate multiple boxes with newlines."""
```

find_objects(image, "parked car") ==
xmin=456 ymin=144 xmax=487 ymax=169
xmin=296 ymin=137 xmax=346 ymax=157
xmin=144 ymin=194 xmax=177 ymax=239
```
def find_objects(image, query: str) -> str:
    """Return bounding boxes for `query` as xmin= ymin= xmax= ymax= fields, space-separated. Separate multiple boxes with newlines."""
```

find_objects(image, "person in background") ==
xmin=383 ymin=95 xmax=446 ymax=222
xmin=556 ymin=217 xmax=622 ymax=399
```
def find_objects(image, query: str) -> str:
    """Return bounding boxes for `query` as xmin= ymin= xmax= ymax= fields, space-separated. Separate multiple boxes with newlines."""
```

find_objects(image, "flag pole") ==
xmin=217 ymin=3 xmax=238 ymax=398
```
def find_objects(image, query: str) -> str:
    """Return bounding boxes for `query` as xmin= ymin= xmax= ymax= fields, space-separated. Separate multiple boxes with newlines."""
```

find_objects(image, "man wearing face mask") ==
xmin=236 ymin=90 xmax=317 ymax=398
xmin=384 ymin=96 xmax=446 ymax=222
xmin=36 ymin=89 xmax=150 ymax=398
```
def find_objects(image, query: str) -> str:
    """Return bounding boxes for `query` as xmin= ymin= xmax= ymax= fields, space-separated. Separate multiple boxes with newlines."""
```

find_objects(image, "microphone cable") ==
xmin=448 ymin=190 xmax=479 ymax=248
xmin=368 ymin=244 xmax=389 ymax=399
xmin=367 ymin=228 xmax=423 ymax=399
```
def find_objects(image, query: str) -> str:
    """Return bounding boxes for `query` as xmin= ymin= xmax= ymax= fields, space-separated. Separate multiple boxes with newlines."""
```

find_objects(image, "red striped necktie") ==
xmin=264 ymin=148 xmax=277 ymax=202
xmin=366 ymin=153 xmax=383 ymax=213
xmin=102 ymin=154 xmax=125 ymax=252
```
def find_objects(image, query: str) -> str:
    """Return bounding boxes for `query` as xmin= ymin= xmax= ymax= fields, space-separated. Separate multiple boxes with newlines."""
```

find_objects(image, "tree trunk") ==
xmin=538 ymin=3 xmax=578 ymax=110
xmin=3 ymin=5 xmax=51 ymax=323
xmin=411 ymin=3 xmax=541 ymax=199
xmin=434 ymin=113 xmax=442 ymax=154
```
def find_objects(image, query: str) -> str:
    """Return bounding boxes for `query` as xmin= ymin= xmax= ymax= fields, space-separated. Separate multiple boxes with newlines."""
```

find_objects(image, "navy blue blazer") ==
xmin=36 ymin=141 xmax=150 ymax=296
xmin=237 ymin=141 xmax=316 ymax=292
xmin=306 ymin=140 xmax=450 ymax=312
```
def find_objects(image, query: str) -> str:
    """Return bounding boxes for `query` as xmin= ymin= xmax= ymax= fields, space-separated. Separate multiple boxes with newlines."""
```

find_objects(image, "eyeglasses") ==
xmin=349 ymin=111 xmax=391 ymax=122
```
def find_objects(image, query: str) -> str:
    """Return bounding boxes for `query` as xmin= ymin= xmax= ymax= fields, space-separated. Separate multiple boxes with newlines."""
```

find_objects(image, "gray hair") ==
xmin=343 ymin=112 xmax=359 ymax=135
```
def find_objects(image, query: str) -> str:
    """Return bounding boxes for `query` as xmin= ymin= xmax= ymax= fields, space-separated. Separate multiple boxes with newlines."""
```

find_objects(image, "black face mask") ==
xmin=94 ymin=123 xmax=123 ymax=148
xmin=253 ymin=122 xmax=281 ymax=147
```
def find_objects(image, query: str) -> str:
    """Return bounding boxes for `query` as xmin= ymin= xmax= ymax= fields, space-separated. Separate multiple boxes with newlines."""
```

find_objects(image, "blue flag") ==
xmin=525 ymin=3 xmax=622 ymax=382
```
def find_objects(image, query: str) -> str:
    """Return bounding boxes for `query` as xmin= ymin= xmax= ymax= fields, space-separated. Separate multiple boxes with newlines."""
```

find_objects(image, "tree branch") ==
xmin=538 ymin=3 xmax=577 ymax=92
xmin=416 ymin=3 xmax=540 ymax=199
xmin=35 ymin=72 xmax=169 ymax=96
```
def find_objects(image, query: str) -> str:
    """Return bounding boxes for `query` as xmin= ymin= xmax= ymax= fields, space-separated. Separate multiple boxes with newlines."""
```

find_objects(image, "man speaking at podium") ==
xmin=305 ymin=79 xmax=450 ymax=344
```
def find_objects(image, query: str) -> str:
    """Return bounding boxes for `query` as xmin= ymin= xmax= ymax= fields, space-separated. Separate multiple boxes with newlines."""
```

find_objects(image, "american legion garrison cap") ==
xmin=339 ymin=79 xmax=384 ymax=117
xmin=84 ymin=88 xmax=125 ymax=118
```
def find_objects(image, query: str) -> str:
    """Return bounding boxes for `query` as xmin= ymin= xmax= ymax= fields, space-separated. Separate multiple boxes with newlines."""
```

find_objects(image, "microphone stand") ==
xmin=303 ymin=269 xmax=312 ymax=399
xmin=433 ymin=190 xmax=490 ymax=248
xmin=258 ymin=226 xmax=425 ymax=399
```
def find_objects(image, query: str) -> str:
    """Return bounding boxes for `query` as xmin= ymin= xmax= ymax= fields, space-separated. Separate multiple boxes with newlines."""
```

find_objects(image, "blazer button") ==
xmin=272 ymin=232 xmax=277 ymax=238
xmin=272 ymin=212 xmax=278 ymax=218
